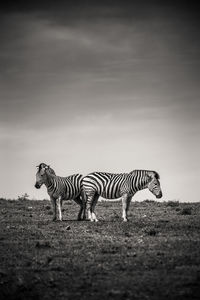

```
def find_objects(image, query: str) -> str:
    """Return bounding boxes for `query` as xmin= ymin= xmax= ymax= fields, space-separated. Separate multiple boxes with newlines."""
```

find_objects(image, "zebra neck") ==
xmin=129 ymin=171 xmax=149 ymax=192
xmin=44 ymin=173 xmax=55 ymax=191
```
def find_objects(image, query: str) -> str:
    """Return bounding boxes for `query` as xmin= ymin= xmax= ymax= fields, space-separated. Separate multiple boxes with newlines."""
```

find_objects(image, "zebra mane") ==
xmin=37 ymin=163 xmax=56 ymax=175
xmin=146 ymin=170 xmax=160 ymax=180
xmin=129 ymin=169 xmax=160 ymax=180
xmin=153 ymin=171 xmax=160 ymax=180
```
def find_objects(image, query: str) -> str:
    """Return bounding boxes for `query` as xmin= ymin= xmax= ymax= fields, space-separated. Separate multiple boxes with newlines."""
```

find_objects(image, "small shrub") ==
xmin=35 ymin=241 xmax=51 ymax=248
xmin=179 ymin=207 xmax=192 ymax=215
xmin=143 ymin=199 xmax=156 ymax=204
xmin=101 ymin=245 xmax=119 ymax=254
xmin=0 ymin=198 xmax=6 ymax=201
xmin=18 ymin=193 xmax=29 ymax=201
xmin=145 ymin=229 xmax=157 ymax=236
xmin=166 ymin=200 xmax=179 ymax=207
xmin=65 ymin=201 xmax=72 ymax=205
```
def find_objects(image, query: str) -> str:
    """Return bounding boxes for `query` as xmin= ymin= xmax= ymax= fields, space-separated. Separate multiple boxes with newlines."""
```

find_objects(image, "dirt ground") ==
xmin=0 ymin=198 xmax=200 ymax=300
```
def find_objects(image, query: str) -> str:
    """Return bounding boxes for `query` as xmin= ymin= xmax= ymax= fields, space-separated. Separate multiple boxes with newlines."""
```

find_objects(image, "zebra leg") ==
xmin=85 ymin=192 xmax=95 ymax=221
xmin=81 ymin=192 xmax=86 ymax=220
xmin=121 ymin=194 xmax=130 ymax=222
xmin=57 ymin=196 xmax=63 ymax=221
xmin=50 ymin=196 xmax=57 ymax=221
xmin=82 ymin=201 xmax=86 ymax=220
xmin=91 ymin=194 xmax=99 ymax=222
xmin=125 ymin=196 xmax=132 ymax=222
xmin=73 ymin=196 xmax=84 ymax=221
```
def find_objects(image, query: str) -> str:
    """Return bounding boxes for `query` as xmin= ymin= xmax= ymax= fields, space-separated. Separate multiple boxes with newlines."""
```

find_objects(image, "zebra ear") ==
xmin=147 ymin=172 xmax=154 ymax=180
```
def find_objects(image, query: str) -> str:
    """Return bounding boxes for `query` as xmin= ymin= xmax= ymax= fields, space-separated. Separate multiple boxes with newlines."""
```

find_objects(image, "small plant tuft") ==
xmin=35 ymin=241 xmax=51 ymax=248
xmin=17 ymin=193 xmax=29 ymax=201
xmin=143 ymin=199 xmax=156 ymax=204
xmin=166 ymin=200 xmax=179 ymax=207
xmin=179 ymin=207 xmax=192 ymax=215
xmin=45 ymin=205 xmax=51 ymax=210
xmin=65 ymin=201 xmax=72 ymax=205
xmin=146 ymin=229 xmax=157 ymax=236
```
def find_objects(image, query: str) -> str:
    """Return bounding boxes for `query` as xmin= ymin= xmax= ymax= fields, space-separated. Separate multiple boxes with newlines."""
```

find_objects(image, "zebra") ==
xmin=34 ymin=163 xmax=86 ymax=221
xmin=82 ymin=169 xmax=162 ymax=222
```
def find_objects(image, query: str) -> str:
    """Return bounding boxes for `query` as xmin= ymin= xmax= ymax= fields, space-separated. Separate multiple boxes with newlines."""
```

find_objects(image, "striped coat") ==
xmin=35 ymin=163 xmax=86 ymax=221
xmin=82 ymin=170 xmax=162 ymax=222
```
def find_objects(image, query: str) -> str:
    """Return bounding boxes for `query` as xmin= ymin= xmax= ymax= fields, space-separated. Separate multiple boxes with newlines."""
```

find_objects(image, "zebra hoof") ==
xmin=90 ymin=218 xmax=97 ymax=222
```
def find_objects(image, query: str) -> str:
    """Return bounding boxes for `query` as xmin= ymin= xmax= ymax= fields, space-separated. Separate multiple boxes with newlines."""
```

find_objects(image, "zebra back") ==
xmin=46 ymin=173 xmax=83 ymax=200
xmin=82 ymin=172 xmax=130 ymax=199
xmin=129 ymin=169 xmax=160 ymax=181
xmin=82 ymin=170 xmax=161 ymax=199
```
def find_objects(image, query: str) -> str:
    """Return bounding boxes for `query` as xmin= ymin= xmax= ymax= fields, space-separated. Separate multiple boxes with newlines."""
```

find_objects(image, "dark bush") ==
xmin=35 ymin=241 xmax=51 ymax=248
xmin=179 ymin=207 xmax=192 ymax=215
xmin=146 ymin=229 xmax=157 ymax=236
xmin=166 ymin=200 xmax=179 ymax=207
xmin=143 ymin=199 xmax=156 ymax=204
xmin=45 ymin=205 xmax=51 ymax=210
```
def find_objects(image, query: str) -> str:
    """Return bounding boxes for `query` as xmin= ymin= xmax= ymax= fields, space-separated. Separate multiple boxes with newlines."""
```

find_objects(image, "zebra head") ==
xmin=34 ymin=163 xmax=56 ymax=189
xmin=147 ymin=171 xmax=162 ymax=199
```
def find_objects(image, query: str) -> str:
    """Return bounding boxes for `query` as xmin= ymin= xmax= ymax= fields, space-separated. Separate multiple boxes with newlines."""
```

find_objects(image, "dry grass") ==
xmin=0 ymin=199 xmax=200 ymax=300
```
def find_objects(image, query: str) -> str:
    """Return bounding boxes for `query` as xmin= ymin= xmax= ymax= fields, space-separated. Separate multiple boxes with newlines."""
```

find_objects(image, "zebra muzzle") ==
xmin=35 ymin=183 xmax=41 ymax=189
xmin=156 ymin=192 xmax=162 ymax=199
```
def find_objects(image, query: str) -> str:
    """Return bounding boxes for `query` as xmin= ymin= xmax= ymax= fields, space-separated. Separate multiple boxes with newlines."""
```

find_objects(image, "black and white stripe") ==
xmin=82 ymin=169 xmax=162 ymax=222
xmin=35 ymin=163 xmax=86 ymax=221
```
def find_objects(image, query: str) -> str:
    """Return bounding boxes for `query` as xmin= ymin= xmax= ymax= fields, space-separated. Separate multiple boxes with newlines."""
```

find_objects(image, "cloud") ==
xmin=0 ymin=3 xmax=200 ymax=201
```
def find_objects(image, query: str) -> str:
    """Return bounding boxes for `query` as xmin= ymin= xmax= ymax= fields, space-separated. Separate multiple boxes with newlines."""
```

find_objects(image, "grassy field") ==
xmin=0 ymin=198 xmax=200 ymax=300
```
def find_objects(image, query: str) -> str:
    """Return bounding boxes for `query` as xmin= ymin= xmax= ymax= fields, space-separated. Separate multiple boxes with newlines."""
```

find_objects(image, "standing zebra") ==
xmin=82 ymin=170 xmax=162 ymax=222
xmin=35 ymin=163 xmax=86 ymax=221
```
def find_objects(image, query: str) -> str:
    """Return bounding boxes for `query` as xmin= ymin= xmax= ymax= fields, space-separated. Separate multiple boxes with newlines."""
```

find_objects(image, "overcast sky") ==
xmin=1 ymin=1 xmax=200 ymax=201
